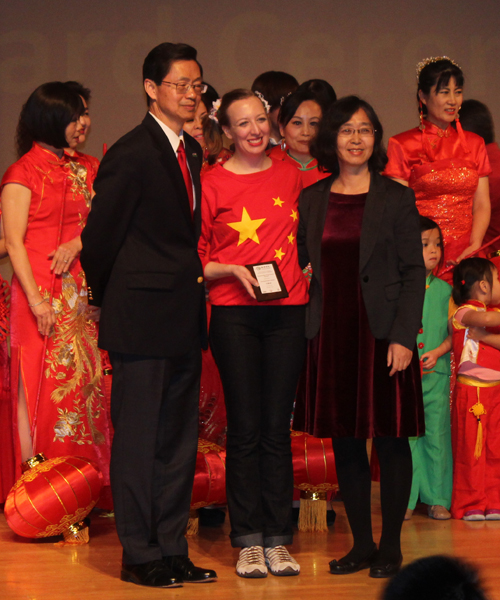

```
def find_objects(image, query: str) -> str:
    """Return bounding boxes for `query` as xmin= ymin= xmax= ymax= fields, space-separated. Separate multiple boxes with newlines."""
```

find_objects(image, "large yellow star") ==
xmin=274 ymin=247 xmax=285 ymax=260
xmin=273 ymin=197 xmax=284 ymax=207
xmin=290 ymin=209 xmax=298 ymax=222
xmin=287 ymin=232 xmax=295 ymax=244
xmin=228 ymin=207 xmax=266 ymax=246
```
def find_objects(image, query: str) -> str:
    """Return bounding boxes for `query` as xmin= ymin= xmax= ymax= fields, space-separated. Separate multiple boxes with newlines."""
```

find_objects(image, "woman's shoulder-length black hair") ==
xmin=16 ymin=81 xmax=84 ymax=158
xmin=310 ymin=95 xmax=387 ymax=177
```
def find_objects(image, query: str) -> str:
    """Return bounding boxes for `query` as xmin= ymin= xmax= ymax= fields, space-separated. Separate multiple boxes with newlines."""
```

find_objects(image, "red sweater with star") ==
xmin=199 ymin=159 xmax=309 ymax=306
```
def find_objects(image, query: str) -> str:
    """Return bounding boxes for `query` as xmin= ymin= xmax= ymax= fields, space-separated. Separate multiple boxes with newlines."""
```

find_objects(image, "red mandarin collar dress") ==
xmin=268 ymin=145 xmax=331 ymax=188
xmin=385 ymin=119 xmax=491 ymax=271
xmin=1 ymin=143 xmax=111 ymax=493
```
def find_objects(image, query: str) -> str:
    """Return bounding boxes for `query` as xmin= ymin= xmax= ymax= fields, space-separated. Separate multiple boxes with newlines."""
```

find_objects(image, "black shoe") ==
xmin=329 ymin=545 xmax=378 ymax=575
xmin=369 ymin=553 xmax=403 ymax=579
xmin=327 ymin=509 xmax=336 ymax=526
xmin=121 ymin=559 xmax=183 ymax=588
xmin=164 ymin=555 xmax=217 ymax=583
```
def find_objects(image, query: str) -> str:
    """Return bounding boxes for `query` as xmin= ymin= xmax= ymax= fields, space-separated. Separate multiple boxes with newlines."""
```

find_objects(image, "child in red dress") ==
xmin=451 ymin=257 xmax=500 ymax=520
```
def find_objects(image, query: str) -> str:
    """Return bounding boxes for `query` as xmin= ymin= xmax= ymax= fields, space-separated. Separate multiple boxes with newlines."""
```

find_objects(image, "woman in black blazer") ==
xmin=294 ymin=96 xmax=425 ymax=578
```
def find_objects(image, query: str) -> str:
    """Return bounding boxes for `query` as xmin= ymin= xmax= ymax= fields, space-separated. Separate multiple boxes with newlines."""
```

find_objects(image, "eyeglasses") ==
xmin=160 ymin=81 xmax=208 ymax=95
xmin=338 ymin=127 xmax=376 ymax=137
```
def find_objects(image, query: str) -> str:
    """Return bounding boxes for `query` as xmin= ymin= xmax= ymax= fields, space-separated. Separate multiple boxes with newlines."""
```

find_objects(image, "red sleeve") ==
xmin=475 ymin=138 xmax=491 ymax=178
xmin=384 ymin=137 xmax=411 ymax=181
xmin=1 ymin=159 xmax=33 ymax=192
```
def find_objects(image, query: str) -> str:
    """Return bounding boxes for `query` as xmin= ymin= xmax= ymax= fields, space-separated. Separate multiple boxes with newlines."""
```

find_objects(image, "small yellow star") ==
xmin=290 ymin=209 xmax=298 ymax=222
xmin=287 ymin=232 xmax=295 ymax=244
xmin=228 ymin=207 xmax=266 ymax=246
xmin=273 ymin=197 xmax=284 ymax=207
xmin=274 ymin=247 xmax=285 ymax=260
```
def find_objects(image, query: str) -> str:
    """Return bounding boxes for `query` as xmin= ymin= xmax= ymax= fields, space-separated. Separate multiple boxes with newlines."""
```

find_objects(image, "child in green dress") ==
xmin=406 ymin=216 xmax=453 ymax=520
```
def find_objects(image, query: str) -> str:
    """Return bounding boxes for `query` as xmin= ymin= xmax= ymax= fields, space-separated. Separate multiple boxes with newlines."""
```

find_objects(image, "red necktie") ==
xmin=177 ymin=140 xmax=194 ymax=218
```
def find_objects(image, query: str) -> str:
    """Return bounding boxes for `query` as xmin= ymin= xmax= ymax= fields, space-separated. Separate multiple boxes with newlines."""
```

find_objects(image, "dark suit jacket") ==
xmin=298 ymin=172 xmax=425 ymax=350
xmin=81 ymin=113 xmax=206 ymax=358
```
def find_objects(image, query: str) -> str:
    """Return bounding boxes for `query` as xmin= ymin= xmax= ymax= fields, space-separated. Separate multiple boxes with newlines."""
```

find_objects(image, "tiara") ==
xmin=280 ymin=91 xmax=293 ymax=106
xmin=254 ymin=91 xmax=270 ymax=114
xmin=416 ymin=56 xmax=460 ymax=80
xmin=208 ymin=98 xmax=221 ymax=123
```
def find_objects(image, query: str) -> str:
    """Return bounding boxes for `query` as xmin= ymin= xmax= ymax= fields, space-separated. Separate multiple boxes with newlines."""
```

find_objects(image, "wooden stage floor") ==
xmin=2 ymin=484 xmax=500 ymax=600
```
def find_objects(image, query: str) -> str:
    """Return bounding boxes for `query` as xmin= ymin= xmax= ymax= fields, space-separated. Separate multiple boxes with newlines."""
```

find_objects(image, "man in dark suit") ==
xmin=80 ymin=42 xmax=215 ymax=588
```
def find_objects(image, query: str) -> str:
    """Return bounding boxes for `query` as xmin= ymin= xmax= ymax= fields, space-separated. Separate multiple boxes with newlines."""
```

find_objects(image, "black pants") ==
xmin=332 ymin=436 xmax=412 ymax=561
xmin=210 ymin=305 xmax=306 ymax=548
xmin=109 ymin=344 xmax=201 ymax=565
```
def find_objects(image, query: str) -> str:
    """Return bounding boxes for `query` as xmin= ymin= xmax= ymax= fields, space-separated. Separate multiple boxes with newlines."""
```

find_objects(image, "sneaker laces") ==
xmin=240 ymin=546 xmax=265 ymax=564
xmin=265 ymin=545 xmax=296 ymax=565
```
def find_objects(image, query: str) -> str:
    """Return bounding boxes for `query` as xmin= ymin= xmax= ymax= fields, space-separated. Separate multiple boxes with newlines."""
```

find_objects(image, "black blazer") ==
xmin=298 ymin=172 xmax=425 ymax=350
xmin=81 ymin=113 xmax=206 ymax=357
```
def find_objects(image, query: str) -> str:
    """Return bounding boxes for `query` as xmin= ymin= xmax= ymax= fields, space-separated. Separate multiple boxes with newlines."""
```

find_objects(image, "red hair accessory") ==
xmin=461 ymin=279 xmax=466 ymax=285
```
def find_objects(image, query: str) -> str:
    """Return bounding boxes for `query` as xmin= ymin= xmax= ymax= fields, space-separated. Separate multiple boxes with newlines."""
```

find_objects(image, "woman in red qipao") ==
xmin=384 ymin=57 xmax=491 ymax=274
xmin=199 ymin=89 xmax=308 ymax=578
xmin=0 ymin=82 xmax=111 ymax=493
xmin=269 ymin=89 xmax=331 ymax=188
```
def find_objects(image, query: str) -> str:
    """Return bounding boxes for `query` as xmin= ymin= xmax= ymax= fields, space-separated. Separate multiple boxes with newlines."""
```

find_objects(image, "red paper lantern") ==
xmin=291 ymin=431 xmax=338 ymax=532
xmin=4 ymin=454 xmax=103 ymax=538
xmin=190 ymin=439 xmax=226 ymax=509
xmin=291 ymin=430 xmax=337 ymax=493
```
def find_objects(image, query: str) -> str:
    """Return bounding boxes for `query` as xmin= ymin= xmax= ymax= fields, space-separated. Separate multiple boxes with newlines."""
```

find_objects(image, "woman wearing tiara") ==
xmin=183 ymin=84 xmax=232 ymax=176
xmin=384 ymin=57 xmax=491 ymax=273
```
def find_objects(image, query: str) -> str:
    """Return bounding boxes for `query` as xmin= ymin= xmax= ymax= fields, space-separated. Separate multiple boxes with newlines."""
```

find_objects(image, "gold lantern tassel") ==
xmin=298 ymin=491 xmax=328 ymax=532
xmin=470 ymin=389 xmax=487 ymax=460
xmin=186 ymin=509 xmax=199 ymax=536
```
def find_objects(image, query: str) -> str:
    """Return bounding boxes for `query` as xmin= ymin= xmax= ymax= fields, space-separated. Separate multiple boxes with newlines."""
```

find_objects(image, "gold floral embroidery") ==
xmin=78 ymin=211 xmax=86 ymax=230
xmin=65 ymin=161 xmax=91 ymax=207
xmin=44 ymin=271 xmax=105 ymax=445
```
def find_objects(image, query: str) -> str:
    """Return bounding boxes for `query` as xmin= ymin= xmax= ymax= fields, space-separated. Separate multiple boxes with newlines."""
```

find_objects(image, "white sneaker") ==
xmin=236 ymin=546 xmax=267 ymax=578
xmin=264 ymin=545 xmax=300 ymax=576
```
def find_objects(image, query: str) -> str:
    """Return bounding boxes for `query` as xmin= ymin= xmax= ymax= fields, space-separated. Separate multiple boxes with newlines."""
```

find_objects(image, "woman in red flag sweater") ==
xmin=198 ymin=89 xmax=308 ymax=579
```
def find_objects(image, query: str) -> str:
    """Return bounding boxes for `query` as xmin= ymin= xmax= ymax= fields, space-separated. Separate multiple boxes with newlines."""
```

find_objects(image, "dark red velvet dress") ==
xmin=294 ymin=192 xmax=424 ymax=439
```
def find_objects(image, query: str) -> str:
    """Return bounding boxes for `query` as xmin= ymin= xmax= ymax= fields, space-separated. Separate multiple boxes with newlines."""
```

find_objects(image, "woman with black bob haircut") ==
xmin=16 ymin=81 xmax=85 ymax=158
xmin=0 ymin=81 xmax=111 ymax=508
xmin=268 ymin=88 xmax=330 ymax=187
xmin=294 ymin=95 xmax=425 ymax=578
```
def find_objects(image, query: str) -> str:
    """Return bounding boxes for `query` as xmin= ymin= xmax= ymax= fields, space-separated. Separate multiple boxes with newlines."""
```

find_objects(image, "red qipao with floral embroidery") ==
xmin=1 ymin=143 xmax=111 ymax=491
